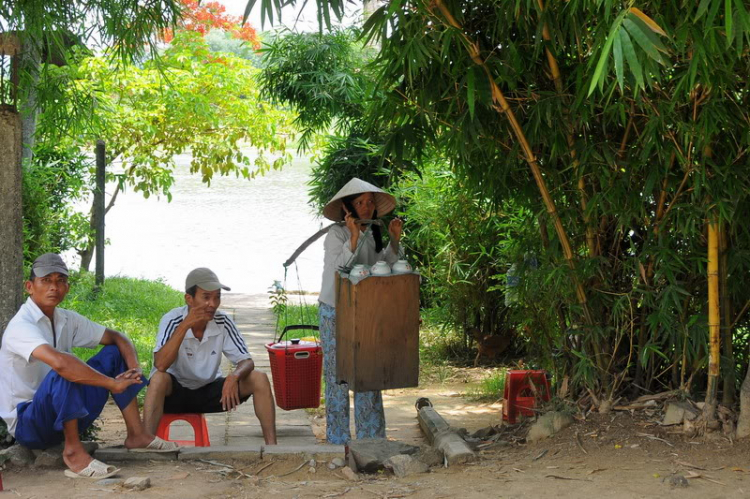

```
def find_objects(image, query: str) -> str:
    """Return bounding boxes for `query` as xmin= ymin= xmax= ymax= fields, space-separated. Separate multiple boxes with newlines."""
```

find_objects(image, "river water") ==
xmin=103 ymin=153 xmax=325 ymax=294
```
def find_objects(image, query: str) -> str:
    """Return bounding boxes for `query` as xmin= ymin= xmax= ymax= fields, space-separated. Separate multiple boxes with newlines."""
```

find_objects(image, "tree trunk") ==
xmin=703 ymin=218 xmax=720 ymax=422
xmin=0 ymin=107 xmax=24 ymax=345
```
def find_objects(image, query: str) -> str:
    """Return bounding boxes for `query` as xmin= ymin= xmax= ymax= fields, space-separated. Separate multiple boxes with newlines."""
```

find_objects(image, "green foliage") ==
xmin=395 ymin=165 xmax=530 ymax=343
xmin=29 ymin=30 xmax=295 ymax=265
xmin=252 ymin=0 xmax=750 ymax=400
xmin=259 ymin=28 xmax=417 ymax=214
xmin=37 ymin=31 xmax=293 ymax=195
xmin=21 ymin=144 xmax=91 ymax=267
xmin=259 ymin=28 xmax=374 ymax=151
xmin=65 ymin=273 xmax=184 ymax=375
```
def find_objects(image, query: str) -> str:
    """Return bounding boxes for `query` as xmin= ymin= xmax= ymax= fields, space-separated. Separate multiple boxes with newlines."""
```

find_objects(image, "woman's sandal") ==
xmin=63 ymin=459 xmax=120 ymax=479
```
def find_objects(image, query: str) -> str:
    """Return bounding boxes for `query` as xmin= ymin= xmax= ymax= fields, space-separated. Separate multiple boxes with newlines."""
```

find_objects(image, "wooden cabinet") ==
xmin=335 ymin=273 xmax=420 ymax=392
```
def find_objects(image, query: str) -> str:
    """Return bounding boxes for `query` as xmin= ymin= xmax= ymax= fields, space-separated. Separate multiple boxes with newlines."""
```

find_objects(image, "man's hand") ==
xmin=221 ymin=374 xmax=241 ymax=412
xmin=183 ymin=303 xmax=213 ymax=330
xmin=116 ymin=367 xmax=143 ymax=383
xmin=109 ymin=377 xmax=141 ymax=394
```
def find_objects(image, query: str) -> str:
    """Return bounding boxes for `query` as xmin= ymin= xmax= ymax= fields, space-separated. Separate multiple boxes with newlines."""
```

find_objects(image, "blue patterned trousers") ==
xmin=318 ymin=302 xmax=386 ymax=445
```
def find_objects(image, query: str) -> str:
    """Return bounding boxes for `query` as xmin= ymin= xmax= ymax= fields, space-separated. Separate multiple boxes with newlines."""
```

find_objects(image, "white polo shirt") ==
xmin=0 ymin=297 xmax=105 ymax=436
xmin=152 ymin=306 xmax=252 ymax=390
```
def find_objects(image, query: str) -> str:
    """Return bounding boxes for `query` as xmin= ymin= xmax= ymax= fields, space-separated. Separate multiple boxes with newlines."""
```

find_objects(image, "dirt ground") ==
xmin=3 ymin=378 xmax=750 ymax=498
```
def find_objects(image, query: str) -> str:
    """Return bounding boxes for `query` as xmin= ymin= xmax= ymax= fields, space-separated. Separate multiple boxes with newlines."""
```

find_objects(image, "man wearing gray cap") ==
xmin=142 ymin=268 xmax=277 ymax=444
xmin=0 ymin=253 xmax=177 ymax=480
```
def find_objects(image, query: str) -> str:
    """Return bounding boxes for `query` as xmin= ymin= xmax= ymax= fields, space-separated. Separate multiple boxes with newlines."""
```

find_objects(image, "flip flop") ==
xmin=63 ymin=459 xmax=120 ymax=479
xmin=129 ymin=436 xmax=180 ymax=453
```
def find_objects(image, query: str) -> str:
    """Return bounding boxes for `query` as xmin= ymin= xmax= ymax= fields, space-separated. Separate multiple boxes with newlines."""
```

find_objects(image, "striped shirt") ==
xmin=151 ymin=306 xmax=251 ymax=390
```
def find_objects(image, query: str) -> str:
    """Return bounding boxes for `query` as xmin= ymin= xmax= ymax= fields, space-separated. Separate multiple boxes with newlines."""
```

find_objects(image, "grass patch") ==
xmin=273 ymin=301 xmax=319 ymax=341
xmin=65 ymin=272 xmax=184 ymax=375
xmin=419 ymin=310 xmax=470 ymax=383
xmin=465 ymin=368 xmax=506 ymax=402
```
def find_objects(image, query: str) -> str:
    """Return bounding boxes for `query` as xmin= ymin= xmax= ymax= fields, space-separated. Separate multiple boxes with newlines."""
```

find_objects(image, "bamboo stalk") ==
xmin=536 ymin=0 xmax=597 ymax=257
xmin=430 ymin=0 xmax=593 ymax=326
xmin=703 ymin=216 xmax=720 ymax=420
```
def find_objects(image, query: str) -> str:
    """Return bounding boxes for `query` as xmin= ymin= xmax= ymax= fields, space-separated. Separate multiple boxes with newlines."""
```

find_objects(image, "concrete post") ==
xmin=0 ymin=108 xmax=24 ymax=345
xmin=0 ymin=34 xmax=24 ymax=346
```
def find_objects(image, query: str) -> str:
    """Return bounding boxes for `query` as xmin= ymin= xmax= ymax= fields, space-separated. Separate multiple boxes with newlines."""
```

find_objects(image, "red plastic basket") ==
xmin=266 ymin=325 xmax=322 ymax=410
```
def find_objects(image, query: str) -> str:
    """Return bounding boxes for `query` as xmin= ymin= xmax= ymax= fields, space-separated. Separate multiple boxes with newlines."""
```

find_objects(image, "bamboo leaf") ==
xmin=726 ymin=0 xmax=734 ymax=45
xmin=588 ymin=28 xmax=619 ymax=95
xmin=623 ymin=18 xmax=665 ymax=65
xmin=695 ymin=0 xmax=712 ymax=21
xmin=629 ymin=8 xmax=667 ymax=36
xmin=627 ymin=14 xmax=669 ymax=53
xmin=613 ymin=30 xmax=624 ymax=91
xmin=619 ymin=28 xmax=644 ymax=89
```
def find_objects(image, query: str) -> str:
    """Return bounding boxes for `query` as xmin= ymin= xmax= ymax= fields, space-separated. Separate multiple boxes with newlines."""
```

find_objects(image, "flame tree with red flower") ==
xmin=164 ymin=0 xmax=260 ymax=49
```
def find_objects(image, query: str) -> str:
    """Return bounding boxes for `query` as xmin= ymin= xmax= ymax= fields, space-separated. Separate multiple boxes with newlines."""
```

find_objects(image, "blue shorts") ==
xmin=14 ymin=345 xmax=147 ymax=449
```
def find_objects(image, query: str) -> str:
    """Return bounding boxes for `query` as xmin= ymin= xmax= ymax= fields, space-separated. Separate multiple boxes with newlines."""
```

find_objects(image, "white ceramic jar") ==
xmin=392 ymin=260 xmax=413 ymax=274
xmin=371 ymin=260 xmax=392 ymax=276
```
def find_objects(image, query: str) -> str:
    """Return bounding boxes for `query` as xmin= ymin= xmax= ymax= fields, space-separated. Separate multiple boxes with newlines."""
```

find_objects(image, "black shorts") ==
xmin=163 ymin=373 xmax=250 ymax=414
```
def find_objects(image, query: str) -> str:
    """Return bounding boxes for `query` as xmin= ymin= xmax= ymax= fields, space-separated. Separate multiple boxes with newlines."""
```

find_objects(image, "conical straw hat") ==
xmin=322 ymin=178 xmax=397 ymax=221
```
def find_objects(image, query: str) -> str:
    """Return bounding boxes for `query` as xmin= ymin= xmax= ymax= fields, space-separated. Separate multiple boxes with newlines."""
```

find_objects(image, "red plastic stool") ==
xmin=156 ymin=413 xmax=210 ymax=447
xmin=502 ymin=370 xmax=551 ymax=424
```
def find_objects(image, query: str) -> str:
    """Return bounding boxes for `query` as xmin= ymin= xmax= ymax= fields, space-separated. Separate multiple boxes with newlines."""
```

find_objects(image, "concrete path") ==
xmin=164 ymin=293 xmax=319 ymax=446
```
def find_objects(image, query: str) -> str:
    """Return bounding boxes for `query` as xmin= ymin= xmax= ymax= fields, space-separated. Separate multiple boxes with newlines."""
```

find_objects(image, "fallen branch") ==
xmin=274 ymin=460 xmax=310 ymax=478
xmin=636 ymin=432 xmax=674 ymax=447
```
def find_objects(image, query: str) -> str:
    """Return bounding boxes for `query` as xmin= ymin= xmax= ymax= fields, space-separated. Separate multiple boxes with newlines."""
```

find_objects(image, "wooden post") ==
xmin=94 ymin=140 xmax=106 ymax=287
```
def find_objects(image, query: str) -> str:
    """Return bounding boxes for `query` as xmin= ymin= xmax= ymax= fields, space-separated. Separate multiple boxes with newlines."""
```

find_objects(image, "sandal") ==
xmin=63 ymin=459 xmax=120 ymax=479
xmin=129 ymin=436 xmax=180 ymax=453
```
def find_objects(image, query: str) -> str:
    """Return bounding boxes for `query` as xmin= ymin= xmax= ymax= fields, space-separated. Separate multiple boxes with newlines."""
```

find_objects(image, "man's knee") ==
xmin=250 ymin=370 xmax=270 ymax=388
xmin=240 ymin=370 xmax=270 ymax=396
xmin=147 ymin=371 xmax=173 ymax=396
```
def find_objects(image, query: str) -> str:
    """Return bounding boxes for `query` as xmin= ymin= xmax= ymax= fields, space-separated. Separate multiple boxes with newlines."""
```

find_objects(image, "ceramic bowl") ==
xmin=371 ymin=260 xmax=392 ymax=276
xmin=351 ymin=264 xmax=370 ymax=278
xmin=392 ymin=260 xmax=412 ymax=274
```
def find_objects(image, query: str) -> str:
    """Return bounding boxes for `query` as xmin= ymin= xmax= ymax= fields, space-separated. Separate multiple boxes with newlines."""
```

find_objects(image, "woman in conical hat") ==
xmin=318 ymin=178 xmax=403 ymax=445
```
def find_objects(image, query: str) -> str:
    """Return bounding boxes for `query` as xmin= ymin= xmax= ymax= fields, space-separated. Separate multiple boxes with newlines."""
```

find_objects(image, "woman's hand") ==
xmin=388 ymin=218 xmax=403 ymax=244
xmin=344 ymin=206 xmax=360 ymax=251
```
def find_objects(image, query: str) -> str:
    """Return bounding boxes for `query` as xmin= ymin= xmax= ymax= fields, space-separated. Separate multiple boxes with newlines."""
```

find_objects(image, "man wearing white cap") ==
xmin=0 ymin=253 xmax=177 ymax=480
xmin=143 ymin=268 xmax=277 ymax=445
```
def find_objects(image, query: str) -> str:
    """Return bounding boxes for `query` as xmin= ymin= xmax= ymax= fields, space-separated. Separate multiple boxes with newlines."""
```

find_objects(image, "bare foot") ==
xmin=62 ymin=446 xmax=93 ymax=473
xmin=124 ymin=433 xmax=157 ymax=450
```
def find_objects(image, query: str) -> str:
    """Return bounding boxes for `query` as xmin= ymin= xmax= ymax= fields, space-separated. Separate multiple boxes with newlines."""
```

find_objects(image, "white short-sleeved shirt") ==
xmin=0 ymin=297 xmax=106 ymax=436
xmin=319 ymin=224 xmax=399 ymax=307
xmin=151 ymin=306 xmax=252 ymax=390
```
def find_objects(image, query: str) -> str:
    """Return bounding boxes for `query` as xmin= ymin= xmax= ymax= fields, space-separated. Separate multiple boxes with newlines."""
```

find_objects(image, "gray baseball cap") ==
xmin=185 ymin=267 xmax=231 ymax=292
xmin=31 ymin=253 xmax=69 ymax=278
